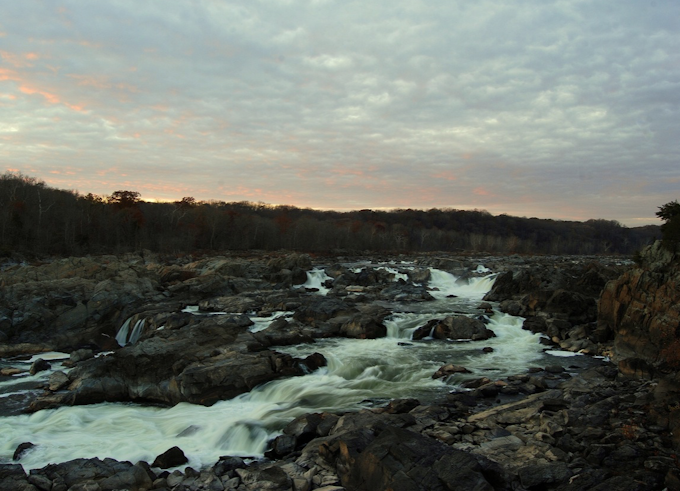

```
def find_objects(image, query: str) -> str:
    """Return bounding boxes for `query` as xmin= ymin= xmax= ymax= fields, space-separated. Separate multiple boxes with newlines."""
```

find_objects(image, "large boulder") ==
xmin=322 ymin=426 xmax=501 ymax=491
xmin=339 ymin=305 xmax=391 ymax=339
xmin=293 ymin=296 xmax=356 ymax=325
xmin=483 ymin=270 xmax=539 ymax=302
xmin=29 ymin=316 xmax=312 ymax=409
xmin=29 ymin=458 xmax=153 ymax=491
xmin=152 ymin=446 xmax=188 ymax=469
xmin=431 ymin=315 xmax=495 ymax=341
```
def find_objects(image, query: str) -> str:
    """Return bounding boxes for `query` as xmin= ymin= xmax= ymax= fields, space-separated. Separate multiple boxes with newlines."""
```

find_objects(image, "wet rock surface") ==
xmin=3 ymin=364 xmax=677 ymax=490
xmin=2 ymin=249 xmax=679 ymax=490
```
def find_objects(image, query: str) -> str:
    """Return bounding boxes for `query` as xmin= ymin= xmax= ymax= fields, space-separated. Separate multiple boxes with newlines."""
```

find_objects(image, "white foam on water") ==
xmin=0 ymin=267 xmax=547 ymax=472
xmin=0 ymin=353 xmax=71 ymax=405
xmin=428 ymin=269 xmax=497 ymax=301
xmin=545 ymin=349 xmax=585 ymax=358
xmin=0 ymin=336 xmax=446 ymax=470
xmin=181 ymin=306 xmax=227 ymax=316
xmin=458 ymin=312 xmax=544 ymax=375
xmin=300 ymin=268 xmax=332 ymax=295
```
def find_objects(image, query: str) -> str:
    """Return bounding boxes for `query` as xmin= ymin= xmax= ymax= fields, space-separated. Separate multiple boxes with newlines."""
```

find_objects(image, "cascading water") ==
xmin=128 ymin=319 xmax=145 ymax=345
xmin=114 ymin=317 xmax=132 ymax=346
xmin=0 ymin=352 xmax=70 ymax=417
xmin=115 ymin=318 xmax=146 ymax=346
xmin=299 ymin=268 xmax=333 ymax=295
xmin=427 ymin=268 xmax=498 ymax=301
xmin=0 ymin=266 xmax=558 ymax=471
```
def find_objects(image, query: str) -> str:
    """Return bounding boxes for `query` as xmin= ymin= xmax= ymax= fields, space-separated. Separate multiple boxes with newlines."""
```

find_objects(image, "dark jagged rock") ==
xmin=29 ymin=458 xmax=153 ymax=491
xmin=265 ymin=434 xmax=297 ymax=459
xmin=69 ymin=348 xmax=94 ymax=363
xmin=236 ymin=464 xmax=292 ymax=490
xmin=28 ymin=358 xmax=50 ymax=375
xmin=598 ymin=241 xmax=680 ymax=450
xmin=213 ymin=456 xmax=247 ymax=477
xmin=340 ymin=315 xmax=387 ymax=339
xmin=379 ymin=283 xmax=435 ymax=302
xmin=13 ymin=443 xmax=34 ymax=461
xmin=599 ymin=241 xmax=680 ymax=371
xmin=152 ymin=446 xmax=188 ymax=469
xmin=251 ymin=318 xmax=316 ymax=347
xmin=29 ymin=317 xmax=311 ymax=409
xmin=517 ymin=462 xmax=571 ymax=488
xmin=412 ymin=319 xmax=438 ymax=340
xmin=0 ymin=464 xmax=32 ymax=491
xmin=293 ymin=296 xmax=356 ymax=325
xmin=384 ymin=398 xmax=420 ymax=414
xmin=323 ymin=426 xmax=499 ymax=491
xmin=431 ymin=315 xmax=496 ymax=341
xmin=432 ymin=363 xmax=471 ymax=379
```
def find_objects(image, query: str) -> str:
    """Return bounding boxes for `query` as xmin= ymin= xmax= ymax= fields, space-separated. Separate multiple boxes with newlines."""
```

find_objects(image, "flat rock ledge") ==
xmin=5 ymin=364 xmax=678 ymax=491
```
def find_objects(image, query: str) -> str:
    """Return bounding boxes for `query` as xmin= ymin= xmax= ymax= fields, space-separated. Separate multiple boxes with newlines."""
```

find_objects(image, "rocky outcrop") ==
xmin=0 ymin=253 xmax=292 ymax=353
xmin=0 ymin=255 xmax=163 ymax=350
xmin=598 ymin=241 xmax=680 ymax=451
xmin=7 ymin=362 xmax=679 ymax=490
xmin=6 ymin=251 xmax=680 ymax=490
xmin=483 ymin=258 xmax=626 ymax=354
xmin=599 ymin=241 xmax=680 ymax=374
xmin=29 ymin=315 xmax=321 ymax=409
xmin=432 ymin=315 xmax=495 ymax=341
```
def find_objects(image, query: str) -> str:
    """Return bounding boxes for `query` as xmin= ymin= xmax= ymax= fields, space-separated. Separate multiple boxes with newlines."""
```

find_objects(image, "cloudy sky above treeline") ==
xmin=1 ymin=0 xmax=678 ymax=226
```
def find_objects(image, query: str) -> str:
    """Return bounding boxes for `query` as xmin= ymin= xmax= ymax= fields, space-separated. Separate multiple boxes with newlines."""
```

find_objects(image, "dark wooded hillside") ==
xmin=0 ymin=172 xmax=659 ymax=256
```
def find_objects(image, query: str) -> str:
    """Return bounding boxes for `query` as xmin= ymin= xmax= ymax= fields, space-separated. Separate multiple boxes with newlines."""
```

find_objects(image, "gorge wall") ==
xmin=598 ymin=241 xmax=680 ymax=451
xmin=598 ymin=241 xmax=680 ymax=377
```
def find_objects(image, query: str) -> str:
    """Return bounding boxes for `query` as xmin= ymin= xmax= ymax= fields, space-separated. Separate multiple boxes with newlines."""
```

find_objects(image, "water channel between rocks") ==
xmin=0 ymin=264 xmax=604 ymax=471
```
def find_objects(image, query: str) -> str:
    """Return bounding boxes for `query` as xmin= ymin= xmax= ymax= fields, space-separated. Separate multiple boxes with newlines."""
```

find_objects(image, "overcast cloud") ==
xmin=1 ymin=0 xmax=678 ymax=226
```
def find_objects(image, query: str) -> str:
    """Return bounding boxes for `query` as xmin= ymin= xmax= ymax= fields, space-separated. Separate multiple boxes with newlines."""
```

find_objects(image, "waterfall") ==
xmin=128 ymin=319 xmax=145 ymax=345
xmin=428 ymin=269 xmax=497 ymax=300
xmin=114 ymin=318 xmax=132 ymax=347
xmin=300 ymin=268 xmax=332 ymax=295
xmin=115 ymin=318 xmax=145 ymax=346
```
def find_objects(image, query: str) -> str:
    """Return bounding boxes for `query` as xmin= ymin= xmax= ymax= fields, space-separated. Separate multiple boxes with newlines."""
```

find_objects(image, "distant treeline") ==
xmin=0 ymin=172 xmax=660 ymax=257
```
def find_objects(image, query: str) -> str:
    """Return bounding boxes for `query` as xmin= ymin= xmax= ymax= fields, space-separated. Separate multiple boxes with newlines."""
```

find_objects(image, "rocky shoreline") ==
xmin=1 ymin=246 xmax=679 ymax=490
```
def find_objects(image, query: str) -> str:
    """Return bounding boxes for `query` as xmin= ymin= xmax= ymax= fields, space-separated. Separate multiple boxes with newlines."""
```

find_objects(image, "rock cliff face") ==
xmin=598 ymin=241 xmax=680 ymax=451
xmin=598 ymin=241 xmax=680 ymax=377
xmin=482 ymin=258 xmax=625 ymax=354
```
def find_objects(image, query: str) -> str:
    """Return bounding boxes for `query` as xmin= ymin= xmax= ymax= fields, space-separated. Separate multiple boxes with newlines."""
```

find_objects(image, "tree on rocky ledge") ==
xmin=656 ymin=200 xmax=680 ymax=251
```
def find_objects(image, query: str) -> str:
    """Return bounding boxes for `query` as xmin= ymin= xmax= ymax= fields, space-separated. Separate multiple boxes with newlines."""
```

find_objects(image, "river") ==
xmin=0 ymin=263 xmax=597 ymax=470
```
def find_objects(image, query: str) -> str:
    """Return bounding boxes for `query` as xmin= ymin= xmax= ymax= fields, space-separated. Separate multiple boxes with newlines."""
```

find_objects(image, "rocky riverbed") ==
xmin=0 ymin=246 xmax=678 ymax=490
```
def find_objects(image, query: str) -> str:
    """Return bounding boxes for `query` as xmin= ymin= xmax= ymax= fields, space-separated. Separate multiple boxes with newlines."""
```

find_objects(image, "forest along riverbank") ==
xmin=1 ymin=251 xmax=677 ymax=490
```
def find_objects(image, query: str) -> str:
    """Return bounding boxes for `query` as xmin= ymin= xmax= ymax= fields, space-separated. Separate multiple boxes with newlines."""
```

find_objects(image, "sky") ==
xmin=1 ymin=1 xmax=678 ymax=227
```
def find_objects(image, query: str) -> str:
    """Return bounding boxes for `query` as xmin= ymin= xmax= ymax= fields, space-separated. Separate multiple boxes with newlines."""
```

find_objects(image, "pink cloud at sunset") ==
xmin=0 ymin=1 xmax=677 ymax=227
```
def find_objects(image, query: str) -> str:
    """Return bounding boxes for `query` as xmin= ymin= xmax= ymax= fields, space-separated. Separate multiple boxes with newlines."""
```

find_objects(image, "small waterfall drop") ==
xmin=128 ymin=319 xmax=145 ymax=345
xmin=428 ymin=269 xmax=497 ymax=300
xmin=115 ymin=318 xmax=145 ymax=346
xmin=114 ymin=318 xmax=132 ymax=347
xmin=300 ymin=268 xmax=332 ymax=295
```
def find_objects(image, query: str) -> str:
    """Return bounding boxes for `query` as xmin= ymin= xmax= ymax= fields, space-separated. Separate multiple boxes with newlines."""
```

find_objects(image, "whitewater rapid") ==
xmin=0 ymin=266 xmax=550 ymax=471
